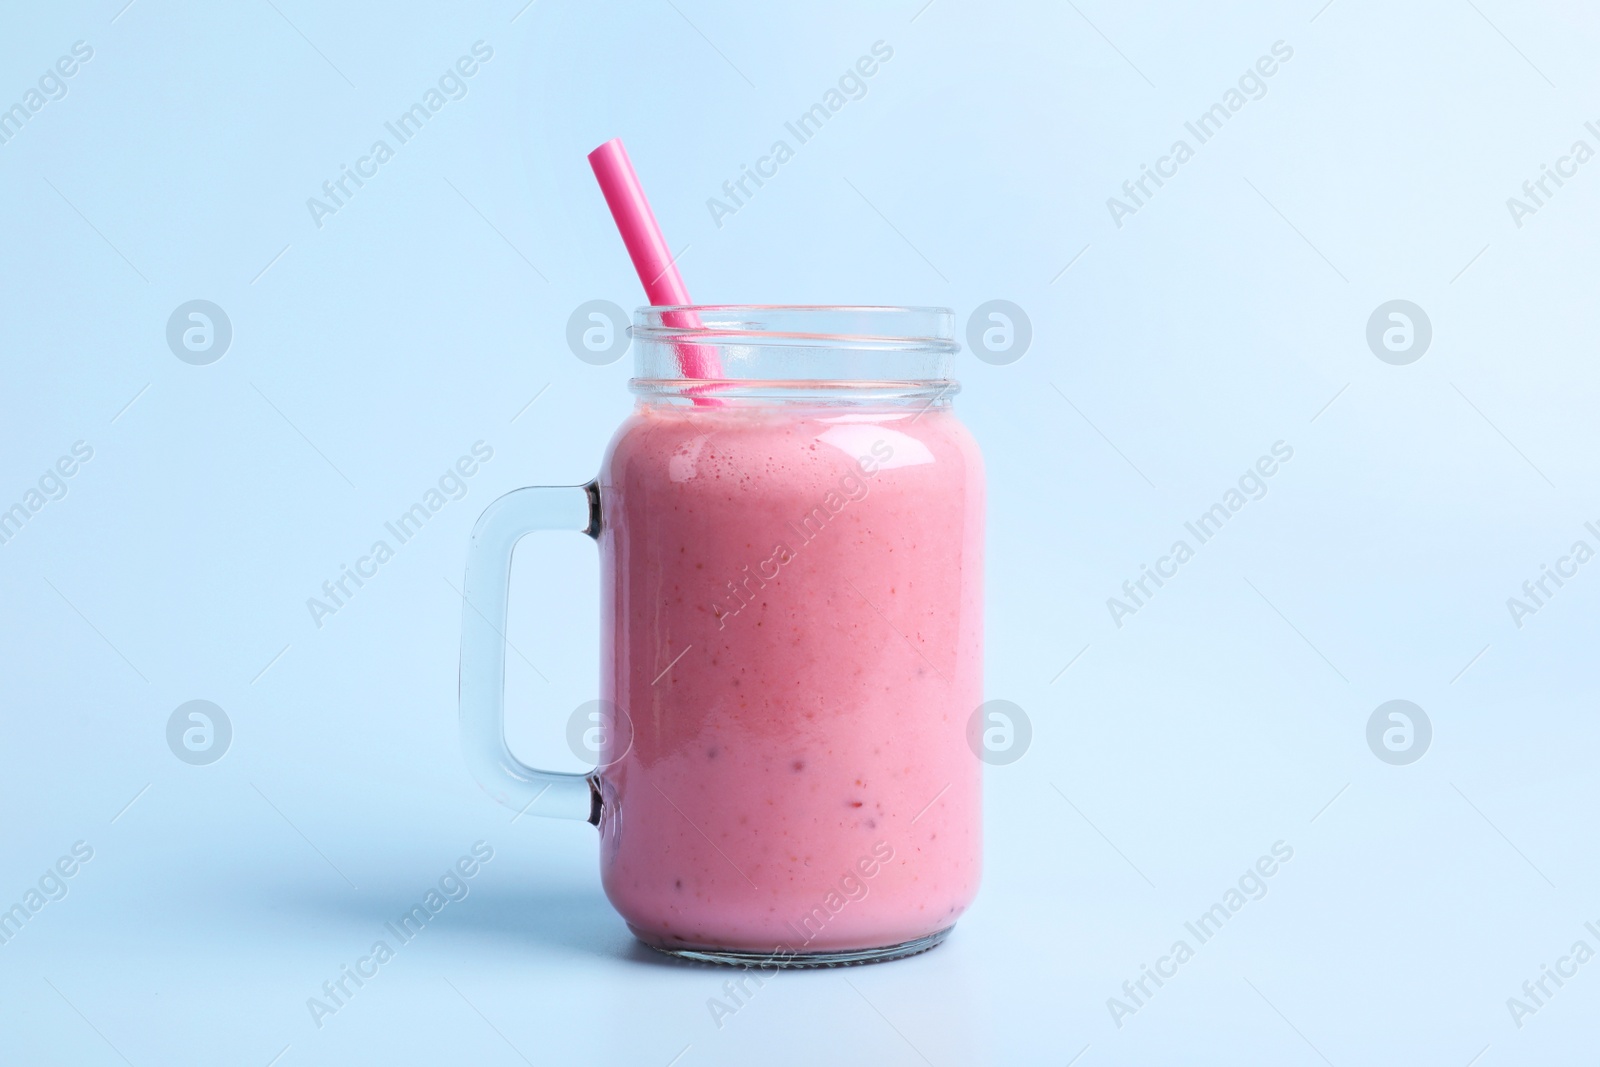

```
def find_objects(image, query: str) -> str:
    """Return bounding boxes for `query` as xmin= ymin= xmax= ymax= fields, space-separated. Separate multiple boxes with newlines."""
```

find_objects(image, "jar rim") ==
xmin=639 ymin=303 xmax=954 ymax=314
xmin=627 ymin=379 xmax=960 ymax=402
xmin=630 ymin=305 xmax=959 ymax=354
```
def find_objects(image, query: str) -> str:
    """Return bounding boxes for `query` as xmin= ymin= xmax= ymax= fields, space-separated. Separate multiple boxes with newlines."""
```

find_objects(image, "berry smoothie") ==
xmin=595 ymin=401 xmax=984 ymax=954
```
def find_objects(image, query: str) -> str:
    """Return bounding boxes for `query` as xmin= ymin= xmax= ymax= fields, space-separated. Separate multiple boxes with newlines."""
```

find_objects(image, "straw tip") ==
xmin=587 ymin=137 xmax=625 ymax=165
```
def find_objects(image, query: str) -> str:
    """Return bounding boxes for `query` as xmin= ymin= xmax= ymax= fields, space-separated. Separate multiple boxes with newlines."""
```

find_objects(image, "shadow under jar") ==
xmin=460 ymin=306 xmax=985 ymax=966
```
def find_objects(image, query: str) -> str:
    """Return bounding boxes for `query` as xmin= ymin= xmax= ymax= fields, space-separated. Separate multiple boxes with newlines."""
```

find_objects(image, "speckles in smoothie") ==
xmin=603 ymin=410 xmax=981 ymax=945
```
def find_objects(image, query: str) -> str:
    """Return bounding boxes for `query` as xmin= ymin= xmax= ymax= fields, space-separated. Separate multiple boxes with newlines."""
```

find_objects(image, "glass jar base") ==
xmin=634 ymin=925 xmax=954 ymax=968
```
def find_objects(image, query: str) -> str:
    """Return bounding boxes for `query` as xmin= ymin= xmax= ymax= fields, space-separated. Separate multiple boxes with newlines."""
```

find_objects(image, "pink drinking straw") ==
xmin=587 ymin=138 xmax=724 ymax=389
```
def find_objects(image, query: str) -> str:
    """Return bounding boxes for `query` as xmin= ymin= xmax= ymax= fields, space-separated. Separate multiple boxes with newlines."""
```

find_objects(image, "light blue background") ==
xmin=2 ymin=0 xmax=1597 ymax=1063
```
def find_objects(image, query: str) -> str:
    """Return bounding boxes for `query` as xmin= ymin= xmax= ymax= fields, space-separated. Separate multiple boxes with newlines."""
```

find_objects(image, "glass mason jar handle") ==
xmin=459 ymin=482 xmax=602 ymax=824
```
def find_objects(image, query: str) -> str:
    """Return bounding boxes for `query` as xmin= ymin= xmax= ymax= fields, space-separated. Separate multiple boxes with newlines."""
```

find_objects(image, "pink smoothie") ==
xmin=595 ymin=401 xmax=984 ymax=954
